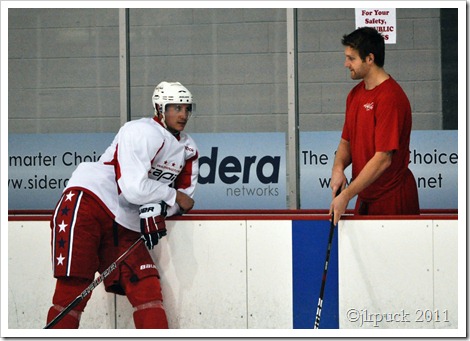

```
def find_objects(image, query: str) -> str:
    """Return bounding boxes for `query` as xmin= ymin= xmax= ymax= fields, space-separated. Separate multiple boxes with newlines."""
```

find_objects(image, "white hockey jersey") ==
xmin=65 ymin=117 xmax=199 ymax=232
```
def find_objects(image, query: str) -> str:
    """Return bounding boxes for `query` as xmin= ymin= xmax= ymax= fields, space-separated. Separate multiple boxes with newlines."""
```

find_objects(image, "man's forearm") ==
xmin=341 ymin=151 xmax=393 ymax=201
xmin=332 ymin=138 xmax=352 ymax=172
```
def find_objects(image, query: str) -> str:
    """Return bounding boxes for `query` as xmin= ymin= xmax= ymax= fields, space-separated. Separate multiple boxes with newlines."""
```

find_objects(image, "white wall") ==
xmin=114 ymin=220 xmax=293 ymax=329
xmin=6 ymin=219 xmax=293 ymax=331
xmin=5 ymin=217 xmax=458 ymax=334
xmin=338 ymin=219 xmax=458 ymax=329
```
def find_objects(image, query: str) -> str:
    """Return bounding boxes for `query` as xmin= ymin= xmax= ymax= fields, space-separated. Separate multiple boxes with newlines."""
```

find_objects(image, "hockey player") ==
xmin=46 ymin=81 xmax=199 ymax=329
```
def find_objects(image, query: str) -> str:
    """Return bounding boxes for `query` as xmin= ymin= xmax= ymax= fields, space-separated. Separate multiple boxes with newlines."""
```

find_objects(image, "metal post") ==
xmin=119 ymin=8 xmax=131 ymax=125
xmin=286 ymin=9 xmax=300 ymax=209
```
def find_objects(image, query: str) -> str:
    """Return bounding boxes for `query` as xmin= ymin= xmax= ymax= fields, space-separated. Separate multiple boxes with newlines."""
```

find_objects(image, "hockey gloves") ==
xmin=139 ymin=202 xmax=168 ymax=250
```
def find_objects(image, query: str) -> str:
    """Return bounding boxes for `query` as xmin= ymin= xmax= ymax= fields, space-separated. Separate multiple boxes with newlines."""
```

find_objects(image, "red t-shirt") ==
xmin=341 ymin=76 xmax=412 ymax=202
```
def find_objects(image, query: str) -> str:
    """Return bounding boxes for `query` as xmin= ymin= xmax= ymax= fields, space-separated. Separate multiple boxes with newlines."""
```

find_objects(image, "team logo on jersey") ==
xmin=150 ymin=160 xmax=182 ymax=182
xmin=162 ymin=160 xmax=181 ymax=171
xmin=363 ymin=102 xmax=374 ymax=111
xmin=150 ymin=168 xmax=178 ymax=182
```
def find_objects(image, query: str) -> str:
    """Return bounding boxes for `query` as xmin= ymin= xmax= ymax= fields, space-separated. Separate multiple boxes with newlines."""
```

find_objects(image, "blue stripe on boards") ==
xmin=292 ymin=220 xmax=339 ymax=329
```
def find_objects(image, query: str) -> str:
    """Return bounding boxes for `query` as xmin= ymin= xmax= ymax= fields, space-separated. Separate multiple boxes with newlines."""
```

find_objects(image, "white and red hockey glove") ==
xmin=139 ymin=202 xmax=168 ymax=250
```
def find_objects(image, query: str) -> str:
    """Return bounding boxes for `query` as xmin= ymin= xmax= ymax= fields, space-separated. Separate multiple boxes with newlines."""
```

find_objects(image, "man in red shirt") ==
xmin=329 ymin=27 xmax=419 ymax=224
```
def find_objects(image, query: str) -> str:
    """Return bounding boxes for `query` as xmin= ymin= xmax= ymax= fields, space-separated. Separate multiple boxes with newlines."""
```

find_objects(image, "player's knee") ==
xmin=47 ymin=277 xmax=91 ymax=328
xmin=125 ymin=276 xmax=163 ymax=308
xmin=52 ymin=277 xmax=92 ymax=312
xmin=132 ymin=299 xmax=168 ymax=329
xmin=47 ymin=305 xmax=82 ymax=328
xmin=133 ymin=299 xmax=164 ymax=312
xmin=127 ymin=277 xmax=168 ymax=330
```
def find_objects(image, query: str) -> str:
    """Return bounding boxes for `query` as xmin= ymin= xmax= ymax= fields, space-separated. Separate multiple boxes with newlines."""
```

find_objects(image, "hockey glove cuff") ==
xmin=139 ymin=202 xmax=168 ymax=250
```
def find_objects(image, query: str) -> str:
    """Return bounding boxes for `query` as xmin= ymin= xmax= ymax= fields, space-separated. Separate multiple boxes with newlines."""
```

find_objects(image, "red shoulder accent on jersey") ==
xmin=151 ymin=141 xmax=166 ymax=164
xmin=153 ymin=116 xmax=165 ymax=128
xmin=175 ymin=152 xmax=198 ymax=189
xmin=103 ymin=144 xmax=122 ymax=195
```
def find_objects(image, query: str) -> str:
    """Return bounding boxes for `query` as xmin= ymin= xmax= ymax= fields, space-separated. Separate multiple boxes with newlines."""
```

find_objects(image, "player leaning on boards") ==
xmin=329 ymin=27 xmax=420 ymax=225
xmin=46 ymin=81 xmax=199 ymax=329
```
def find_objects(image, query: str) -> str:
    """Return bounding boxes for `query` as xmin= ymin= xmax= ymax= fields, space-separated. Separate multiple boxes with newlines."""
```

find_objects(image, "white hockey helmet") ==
xmin=152 ymin=81 xmax=194 ymax=119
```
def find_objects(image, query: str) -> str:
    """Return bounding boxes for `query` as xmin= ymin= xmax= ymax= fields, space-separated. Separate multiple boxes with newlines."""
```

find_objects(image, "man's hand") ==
xmin=139 ymin=202 xmax=167 ymax=250
xmin=330 ymin=168 xmax=347 ymax=198
xmin=176 ymin=191 xmax=194 ymax=213
xmin=329 ymin=188 xmax=348 ymax=226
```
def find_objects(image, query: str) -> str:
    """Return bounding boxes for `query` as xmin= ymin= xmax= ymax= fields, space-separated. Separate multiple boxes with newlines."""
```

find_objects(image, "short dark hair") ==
xmin=341 ymin=27 xmax=385 ymax=67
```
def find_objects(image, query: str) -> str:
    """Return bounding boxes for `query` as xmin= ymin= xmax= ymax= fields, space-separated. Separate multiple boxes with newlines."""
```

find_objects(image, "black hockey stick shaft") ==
xmin=44 ymin=236 xmax=144 ymax=329
xmin=313 ymin=216 xmax=336 ymax=329
xmin=314 ymin=189 xmax=340 ymax=329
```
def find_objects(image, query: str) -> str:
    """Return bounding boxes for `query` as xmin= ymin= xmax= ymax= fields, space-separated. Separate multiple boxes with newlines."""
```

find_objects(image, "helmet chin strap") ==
xmin=155 ymin=106 xmax=167 ymax=128
xmin=160 ymin=113 xmax=167 ymax=129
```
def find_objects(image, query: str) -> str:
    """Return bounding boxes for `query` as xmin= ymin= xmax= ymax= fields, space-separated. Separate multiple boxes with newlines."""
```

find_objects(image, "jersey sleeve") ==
xmin=374 ymin=84 xmax=407 ymax=153
xmin=166 ymin=136 xmax=199 ymax=217
xmin=115 ymin=122 xmax=177 ymax=206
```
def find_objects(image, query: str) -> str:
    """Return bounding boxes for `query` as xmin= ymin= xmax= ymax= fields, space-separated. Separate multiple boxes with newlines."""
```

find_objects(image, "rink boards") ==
xmin=6 ymin=212 xmax=460 ymax=335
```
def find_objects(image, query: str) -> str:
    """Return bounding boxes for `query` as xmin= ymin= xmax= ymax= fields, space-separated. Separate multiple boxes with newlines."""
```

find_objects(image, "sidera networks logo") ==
xmin=198 ymin=147 xmax=281 ymax=198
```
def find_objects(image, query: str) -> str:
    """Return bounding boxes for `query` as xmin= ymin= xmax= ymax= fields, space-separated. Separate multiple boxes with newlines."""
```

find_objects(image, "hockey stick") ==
xmin=44 ymin=236 xmax=144 ymax=329
xmin=313 ymin=189 xmax=340 ymax=329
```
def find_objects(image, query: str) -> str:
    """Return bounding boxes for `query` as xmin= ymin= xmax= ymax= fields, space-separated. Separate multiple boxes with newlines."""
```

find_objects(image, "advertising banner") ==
xmin=7 ymin=132 xmax=287 ymax=210
xmin=8 ymin=131 xmax=457 ymax=211
xmin=300 ymin=131 xmax=353 ymax=209
xmin=8 ymin=133 xmax=115 ymax=210
xmin=192 ymin=133 xmax=286 ymax=209
xmin=299 ymin=130 xmax=458 ymax=210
